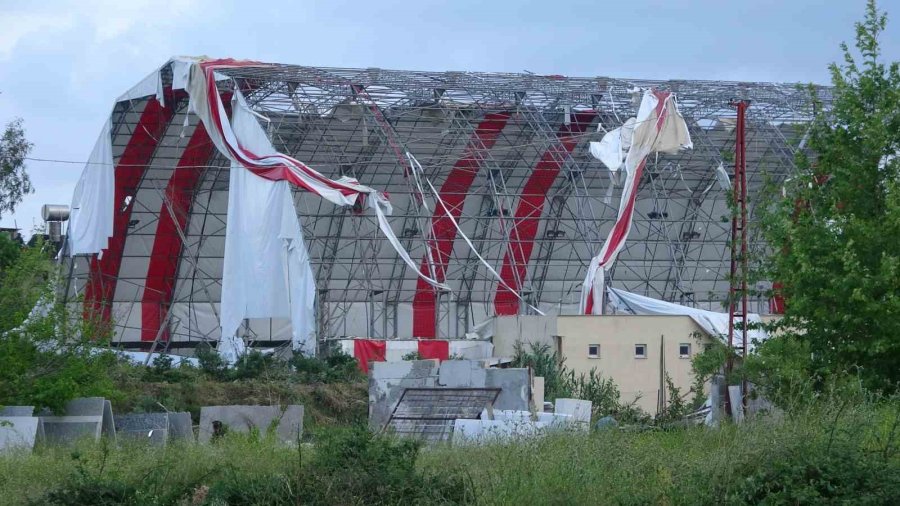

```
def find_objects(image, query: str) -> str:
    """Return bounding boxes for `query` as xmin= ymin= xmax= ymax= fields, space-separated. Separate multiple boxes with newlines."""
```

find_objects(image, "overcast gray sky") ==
xmin=1 ymin=0 xmax=897 ymax=233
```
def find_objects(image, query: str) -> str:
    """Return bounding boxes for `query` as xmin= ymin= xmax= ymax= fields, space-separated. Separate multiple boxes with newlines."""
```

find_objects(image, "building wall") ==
xmin=557 ymin=315 xmax=714 ymax=416
xmin=492 ymin=314 xmax=716 ymax=416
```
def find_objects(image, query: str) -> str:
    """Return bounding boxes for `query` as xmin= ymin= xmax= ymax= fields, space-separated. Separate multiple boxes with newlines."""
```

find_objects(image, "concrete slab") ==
xmin=167 ymin=412 xmax=194 ymax=441
xmin=532 ymin=377 xmax=545 ymax=413
xmin=40 ymin=397 xmax=116 ymax=444
xmin=115 ymin=414 xmax=168 ymax=446
xmin=452 ymin=418 xmax=552 ymax=445
xmin=198 ymin=405 xmax=303 ymax=444
xmin=0 ymin=417 xmax=44 ymax=453
xmin=487 ymin=409 xmax=573 ymax=426
xmin=555 ymin=398 xmax=592 ymax=424
xmin=485 ymin=368 xmax=530 ymax=411
xmin=438 ymin=360 xmax=487 ymax=388
xmin=0 ymin=406 xmax=35 ymax=417
xmin=369 ymin=361 xmax=440 ymax=431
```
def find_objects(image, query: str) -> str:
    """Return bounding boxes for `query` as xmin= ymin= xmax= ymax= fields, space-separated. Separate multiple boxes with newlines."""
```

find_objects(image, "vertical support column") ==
xmin=726 ymin=99 xmax=750 ymax=417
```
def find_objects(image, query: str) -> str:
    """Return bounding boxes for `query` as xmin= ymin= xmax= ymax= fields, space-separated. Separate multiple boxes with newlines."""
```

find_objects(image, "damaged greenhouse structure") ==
xmin=54 ymin=57 xmax=829 ymax=360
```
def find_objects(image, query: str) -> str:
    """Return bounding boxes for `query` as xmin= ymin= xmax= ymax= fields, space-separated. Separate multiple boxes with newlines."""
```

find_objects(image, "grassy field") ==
xmin=2 ymin=393 xmax=898 ymax=505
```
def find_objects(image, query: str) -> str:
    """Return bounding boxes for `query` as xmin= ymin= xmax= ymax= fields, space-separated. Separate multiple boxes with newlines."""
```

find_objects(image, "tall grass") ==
xmin=2 ymin=392 xmax=898 ymax=505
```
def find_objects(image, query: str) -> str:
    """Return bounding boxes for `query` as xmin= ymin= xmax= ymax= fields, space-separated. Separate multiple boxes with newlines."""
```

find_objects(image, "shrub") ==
xmin=290 ymin=351 xmax=363 ymax=383
xmin=194 ymin=342 xmax=229 ymax=380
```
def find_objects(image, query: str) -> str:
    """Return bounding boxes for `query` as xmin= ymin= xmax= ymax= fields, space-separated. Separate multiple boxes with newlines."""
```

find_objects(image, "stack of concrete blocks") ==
xmin=369 ymin=360 xmax=441 ymax=432
xmin=368 ymin=360 xmax=533 ymax=432
xmin=40 ymin=397 xmax=116 ymax=445
xmin=114 ymin=412 xmax=194 ymax=446
xmin=0 ymin=406 xmax=45 ymax=453
xmin=198 ymin=405 xmax=303 ymax=444
xmin=554 ymin=398 xmax=592 ymax=431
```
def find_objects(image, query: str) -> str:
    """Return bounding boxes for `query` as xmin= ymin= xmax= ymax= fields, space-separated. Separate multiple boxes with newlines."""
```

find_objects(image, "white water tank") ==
xmin=41 ymin=204 xmax=69 ymax=222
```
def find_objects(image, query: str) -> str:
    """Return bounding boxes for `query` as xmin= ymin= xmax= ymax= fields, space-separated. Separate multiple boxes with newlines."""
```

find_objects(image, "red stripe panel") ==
xmin=494 ymin=112 xmax=596 ymax=316
xmin=83 ymin=95 xmax=178 ymax=327
xmin=139 ymin=122 xmax=219 ymax=342
xmin=354 ymin=339 xmax=386 ymax=373
xmin=412 ymin=113 xmax=511 ymax=338
xmin=417 ymin=340 xmax=449 ymax=361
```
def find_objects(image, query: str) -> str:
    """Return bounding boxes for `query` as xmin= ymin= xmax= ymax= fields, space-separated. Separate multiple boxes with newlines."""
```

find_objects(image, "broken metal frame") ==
xmin=57 ymin=62 xmax=828 ymax=347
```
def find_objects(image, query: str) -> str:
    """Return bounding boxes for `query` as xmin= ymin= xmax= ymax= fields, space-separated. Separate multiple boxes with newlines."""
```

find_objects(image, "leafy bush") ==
xmin=511 ymin=341 xmax=571 ymax=400
xmin=290 ymin=351 xmax=363 ymax=383
xmin=512 ymin=341 xmax=648 ymax=423
xmin=194 ymin=342 xmax=229 ymax=380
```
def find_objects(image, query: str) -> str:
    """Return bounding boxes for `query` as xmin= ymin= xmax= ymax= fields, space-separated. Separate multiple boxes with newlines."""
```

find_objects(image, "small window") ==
xmin=634 ymin=344 xmax=647 ymax=359
xmin=588 ymin=344 xmax=600 ymax=359
xmin=679 ymin=343 xmax=691 ymax=358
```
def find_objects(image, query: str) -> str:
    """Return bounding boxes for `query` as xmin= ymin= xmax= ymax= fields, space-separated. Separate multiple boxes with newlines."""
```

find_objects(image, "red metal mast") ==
xmin=726 ymin=99 xmax=750 ymax=417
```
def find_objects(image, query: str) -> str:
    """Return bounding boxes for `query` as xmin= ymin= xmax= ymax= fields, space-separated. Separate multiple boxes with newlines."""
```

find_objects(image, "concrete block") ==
xmin=40 ymin=397 xmax=116 ymax=445
xmin=555 ymin=398 xmax=592 ymax=424
xmin=438 ymin=360 xmax=487 ymax=388
xmin=368 ymin=361 xmax=441 ymax=432
xmin=0 ymin=406 xmax=35 ymax=417
xmin=167 ymin=412 xmax=194 ymax=441
xmin=452 ymin=418 xmax=552 ymax=445
xmin=198 ymin=405 xmax=304 ymax=444
xmin=485 ymin=368 xmax=531 ymax=411
xmin=0 ymin=417 xmax=44 ymax=453
xmin=728 ymin=386 xmax=744 ymax=423
xmin=492 ymin=315 xmax=558 ymax=358
xmin=115 ymin=413 xmax=168 ymax=446
xmin=532 ymin=377 xmax=545 ymax=412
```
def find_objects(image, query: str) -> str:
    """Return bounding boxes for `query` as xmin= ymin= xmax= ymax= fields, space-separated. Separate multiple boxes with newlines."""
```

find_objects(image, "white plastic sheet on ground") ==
xmin=66 ymin=119 xmax=114 ymax=256
xmin=606 ymin=287 xmax=767 ymax=349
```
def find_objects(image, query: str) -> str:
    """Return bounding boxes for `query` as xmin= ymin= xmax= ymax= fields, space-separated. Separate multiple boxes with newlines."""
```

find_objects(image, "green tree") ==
xmin=757 ymin=1 xmax=900 ymax=390
xmin=0 ymin=118 xmax=34 ymax=219
xmin=0 ymin=239 xmax=117 ymax=412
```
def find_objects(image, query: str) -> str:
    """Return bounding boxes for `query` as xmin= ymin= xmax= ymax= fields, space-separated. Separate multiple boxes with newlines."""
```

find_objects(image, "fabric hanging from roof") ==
xmin=582 ymin=90 xmax=693 ymax=314
xmin=219 ymin=93 xmax=317 ymax=357
xmin=66 ymin=119 xmax=114 ymax=256
xmin=589 ymin=117 xmax=635 ymax=172
xmin=606 ymin=287 xmax=767 ymax=349
xmin=184 ymin=59 xmax=449 ymax=291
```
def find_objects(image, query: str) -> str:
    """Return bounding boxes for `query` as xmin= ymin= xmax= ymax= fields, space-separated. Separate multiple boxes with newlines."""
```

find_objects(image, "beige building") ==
xmin=493 ymin=315 xmax=717 ymax=416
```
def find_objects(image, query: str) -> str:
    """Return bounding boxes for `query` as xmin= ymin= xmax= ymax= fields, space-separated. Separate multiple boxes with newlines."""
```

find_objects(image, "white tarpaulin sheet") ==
xmin=219 ymin=92 xmax=317 ymax=359
xmin=66 ymin=119 xmax=114 ymax=256
xmin=606 ymin=287 xmax=766 ymax=349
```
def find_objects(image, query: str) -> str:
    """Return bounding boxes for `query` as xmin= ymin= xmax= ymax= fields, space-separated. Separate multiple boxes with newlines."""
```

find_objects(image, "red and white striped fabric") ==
xmin=184 ymin=58 xmax=449 ymax=291
xmin=339 ymin=339 xmax=494 ymax=372
xmin=581 ymin=90 xmax=692 ymax=314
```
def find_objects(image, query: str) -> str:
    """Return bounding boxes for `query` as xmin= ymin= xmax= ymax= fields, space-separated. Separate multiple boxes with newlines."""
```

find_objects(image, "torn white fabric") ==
xmin=217 ymin=334 xmax=247 ymax=365
xmin=219 ymin=97 xmax=317 ymax=356
xmin=183 ymin=61 xmax=449 ymax=292
xmin=219 ymin=166 xmax=316 ymax=355
xmin=581 ymin=91 xmax=693 ymax=314
xmin=606 ymin=287 xmax=767 ymax=349
xmin=589 ymin=117 xmax=635 ymax=172
xmin=66 ymin=119 xmax=114 ymax=256
xmin=116 ymin=68 xmax=165 ymax=106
